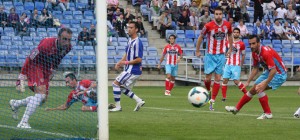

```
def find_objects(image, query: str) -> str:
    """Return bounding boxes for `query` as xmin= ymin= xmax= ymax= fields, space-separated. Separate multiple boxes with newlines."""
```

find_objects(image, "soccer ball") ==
xmin=188 ymin=87 xmax=210 ymax=108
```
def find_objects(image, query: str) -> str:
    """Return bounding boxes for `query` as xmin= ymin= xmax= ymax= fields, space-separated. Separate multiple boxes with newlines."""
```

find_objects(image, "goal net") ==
xmin=0 ymin=2 xmax=98 ymax=139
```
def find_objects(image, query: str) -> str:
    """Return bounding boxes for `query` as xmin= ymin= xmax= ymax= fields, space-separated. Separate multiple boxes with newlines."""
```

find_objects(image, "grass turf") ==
xmin=0 ymin=86 xmax=299 ymax=139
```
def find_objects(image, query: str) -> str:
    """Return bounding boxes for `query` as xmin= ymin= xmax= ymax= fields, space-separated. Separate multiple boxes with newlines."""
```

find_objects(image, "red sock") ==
xmin=169 ymin=81 xmax=175 ymax=91
xmin=204 ymin=80 xmax=211 ymax=91
xmin=238 ymin=82 xmax=247 ymax=94
xmin=165 ymin=79 xmax=170 ymax=90
xmin=259 ymin=95 xmax=271 ymax=114
xmin=222 ymin=84 xmax=227 ymax=99
xmin=211 ymin=82 xmax=220 ymax=101
xmin=91 ymin=106 xmax=97 ymax=112
xmin=236 ymin=92 xmax=252 ymax=110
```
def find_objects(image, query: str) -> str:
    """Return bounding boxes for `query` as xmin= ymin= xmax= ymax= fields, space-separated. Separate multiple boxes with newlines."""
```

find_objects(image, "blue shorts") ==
xmin=222 ymin=65 xmax=241 ymax=80
xmin=255 ymin=71 xmax=287 ymax=90
xmin=165 ymin=64 xmax=178 ymax=76
xmin=85 ymin=98 xmax=97 ymax=107
xmin=204 ymin=54 xmax=226 ymax=75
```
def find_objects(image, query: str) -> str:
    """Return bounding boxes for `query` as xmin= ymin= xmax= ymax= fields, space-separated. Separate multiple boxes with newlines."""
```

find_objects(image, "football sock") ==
xmin=169 ymin=81 xmax=175 ymax=91
xmin=211 ymin=81 xmax=220 ymax=101
xmin=13 ymin=96 xmax=31 ymax=108
xmin=204 ymin=80 xmax=211 ymax=91
xmin=221 ymin=83 xmax=227 ymax=99
xmin=237 ymin=82 xmax=247 ymax=94
xmin=236 ymin=92 xmax=253 ymax=110
xmin=165 ymin=78 xmax=170 ymax=91
xmin=112 ymin=83 xmax=121 ymax=108
xmin=294 ymin=107 xmax=300 ymax=115
xmin=21 ymin=94 xmax=45 ymax=124
xmin=258 ymin=92 xmax=271 ymax=114
xmin=123 ymin=89 xmax=142 ymax=103
xmin=90 ymin=106 xmax=97 ymax=112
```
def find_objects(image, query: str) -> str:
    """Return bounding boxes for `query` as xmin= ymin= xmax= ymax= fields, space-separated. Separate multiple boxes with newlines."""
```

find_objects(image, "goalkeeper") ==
xmin=45 ymin=72 xmax=99 ymax=112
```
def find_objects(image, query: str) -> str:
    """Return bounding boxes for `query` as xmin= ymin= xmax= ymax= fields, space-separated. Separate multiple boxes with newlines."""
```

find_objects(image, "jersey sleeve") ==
xmin=162 ymin=45 xmax=168 ymax=55
xmin=201 ymin=24 xmax=209 ymax=36
xmin=178 ymin=45 xmax=183 ymax=55
xmin=80 ymin=79 xmax=92 ymax=88
xmin=227 ymin=22 xmax=232 ymax=34
xmin=262 ymin=48 xmax=276 ymax=70
xmin=252 ymin=52 xmax=259 ymax=67
xmin=136 ymin=39 xmax=143 ymax=58
xmin=240 ymin=42 xmax=246 ymax=55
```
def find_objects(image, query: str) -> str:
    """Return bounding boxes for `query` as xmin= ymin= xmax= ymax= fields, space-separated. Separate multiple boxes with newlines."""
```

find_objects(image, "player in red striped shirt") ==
xmin=221 ymin=28 xmax=247 ymax=102
xmin=226 ymin=35 xmax=287 ymax=119
xmin=196 ymin=6 xmax=233 ymax=111
xmin=158 ymin=35 xmax=183 ymax=96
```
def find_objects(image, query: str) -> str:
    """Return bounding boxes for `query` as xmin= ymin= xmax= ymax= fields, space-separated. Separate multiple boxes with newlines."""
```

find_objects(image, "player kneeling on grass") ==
xmin=157 ymin=34 xmax=183 ymax=96
xmin=225 ymin=35 xmax=287 ymax=119
xmin=221 ymin=28 xmax=247 ymax=102
xmin=45 ymin=72 xmax=99 ymax=112
xmin=10 ymin=28 xmax=73 ymax=129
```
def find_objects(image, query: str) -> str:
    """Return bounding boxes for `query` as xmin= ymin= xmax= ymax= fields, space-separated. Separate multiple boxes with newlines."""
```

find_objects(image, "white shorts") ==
xmin=116 ymin=71 xmax=140 ymax=90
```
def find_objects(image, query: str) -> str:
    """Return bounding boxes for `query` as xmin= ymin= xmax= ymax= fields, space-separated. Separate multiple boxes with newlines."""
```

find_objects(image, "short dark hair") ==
xmin=58 ymin=28 xmax=73 ymax=37
xmin=169 ymin=34 xmax=176 ymax=39
xmin=128 ymin=21 xmax=140 ymax=32
xmin=248 ymin=35 xmax=260 ymax=43
xmin=137 ymin=16 xmax=142 ymax=19
xmin=214 ymin=6 xmax=223 ymax=14
xmin=65 ymin=73 xmax=77 ymax=81
xmin=233 ymin=28 xmax=240 ymax=33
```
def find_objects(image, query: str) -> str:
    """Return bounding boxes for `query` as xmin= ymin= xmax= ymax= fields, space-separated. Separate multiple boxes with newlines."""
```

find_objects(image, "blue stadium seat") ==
xmin=0 ymin=45 xmax=7 ymax=50
xmin=185 ymin=30 xmax=195 ymax=39
xmin=282 ymin=57 xmax=292 ymax=65
xmin=1 ymin=36 xmax=11 ymax=41
xmin=272 ymin=39 xmax=281 ymax=45
xmin=60 ymin=58 xmax=72 ymax=69
xmin=273 ymin=44 xmax=282 ymax=48
xmin=37 ymin=28 xmax=47 ymax=32
xmin=118 ymin=42 xmax=128 ymax=46
xmin=24 ymin=2 xmax=34 ymax=11
xmin=282 ymin=40 xmax=291 ymax=45
xmin=108 ymin=56 xmax=115 ymax=68
xmin=48 ymin=32 xmax=57 ymax=37
xmin=293 ymin=57 xmax=300 ymax=65
xmin=85 ymin=50 xmax=95 ymax=56
xmin=81 ymin=19 xmax=91 ymax=28
xmin=12 ymin=36 xmax=22 ymax=41
xmin=73 ymin=10 xmax=83 ymax=16
xmin=64 ymin=15 xmax=73 ymax=20
xmin=35 ymin=2 xmax=44 ymax=11
xmin=175 ymin=30 xmax=185 ymax=38
xmin=60 ymin=19 xmax=70 ymax=25
xmin=38 ymin=32 xmax=48 ymax=37
xmin=13 ymin=41 xmax=23 ymax=46
xmin=84 ymin=10 xmax=94 ymax=19
xmin=71 ymin=56 xmax=83 ymax=67
xmin=194 ymin=30 xmax=201 ymax=38
xmin=19 ymin=45 xmax=30 ymax=51
xmin=282 ymin=48 xmax=292 ymax=56
xmin=118 ymin=37 xmax=128 ymax=42
xmin=0 ymin=55 xmax=6 ymax=67
xmin=262 ymin=39 xmax=272 ymax=45
xmin=76 ymin=3 xmax=88 ymax=10
xmin=185 ymin=38 xmax=194 ymax=48
xmin=22 ymin=36 xmax=32 ymax=41
xmin=30 ymin=32 xmax=37 ymax=37
xmin=14 ymin=1 xmax=24 ymax=6
xmin=114 ymin=56 xmax=123 ymax=63
xmin=283 ymin=44 xmax=292 ymax=49
xmin=6 ymin=55 xmax=18 ymax=67
xmin=73 ymin=46 xmax=84 ymax=51
xmin=1 ymin=41 xmax=12 ymax=46
xmin=16 ymin=6 xmax=25 ymax=13
xmin=84 ymin=46 xmax=94 ymax=51
xmin=182 ymin=48 xmax=195 ymax=56
xmin=165 ymin=30 xmax=175 ymax=40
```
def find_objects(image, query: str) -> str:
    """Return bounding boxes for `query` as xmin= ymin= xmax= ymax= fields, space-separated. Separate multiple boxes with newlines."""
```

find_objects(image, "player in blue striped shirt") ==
xmin=109 ymin=21 xmax=145 ymax=112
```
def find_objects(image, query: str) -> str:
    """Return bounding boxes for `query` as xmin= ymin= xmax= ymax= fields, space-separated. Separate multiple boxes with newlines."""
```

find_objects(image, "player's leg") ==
xmin=168 ymin=65 xmax=178 ymax=95
xmin=9 ymin=96 xmax=32 ymax=120
xmin=18 ymin=85 xmax=47 ymax=128
xmin=121 ymin=74 xmax=145 ymax=111
xmin=233 ymin=80 xmax=247 ymax=94
xmin=203 ymin=54 xmax=215 ymax=91
xmin=221 ymin=65 xmax=232 ymax=102
xmin=164 ymin=64 xmax=172 ymax=95
xmin=81 ymin=106 xmax=97 ymax=112
xmin=231 ymin=65 xmax=247 ymax=94
xmin=111 ymin=80 xmax=122 ymax=111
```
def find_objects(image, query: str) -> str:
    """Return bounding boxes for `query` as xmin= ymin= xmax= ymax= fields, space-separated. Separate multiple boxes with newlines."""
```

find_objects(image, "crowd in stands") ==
xmin=132 ymin=0 xmax=300 ymax=41
xmin=0 ymin=0 xmax=96 ymax=47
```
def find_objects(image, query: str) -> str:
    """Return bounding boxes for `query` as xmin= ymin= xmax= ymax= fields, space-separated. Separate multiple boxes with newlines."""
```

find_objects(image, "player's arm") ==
xmin=115 ymin=53 xmax=127 ymax=69
xmin=246 ymin=66 xmax=259 ymax=86
xmin=196 ymin=34 xmax=204 ymax=57
xmin=240 ymin=44 xmax=246 ymax=66
xmin=227 ymin=32 xmax=233 ymax=57
xmin=177 ymin=46 xmax=183 ymax=64
xmin=119 ymin=40 xmax=143 ymax=65
xmin=45 ymin=104 xmax=69 ymax=111
xmin=158 ymin=46 xmax=167 ymax=69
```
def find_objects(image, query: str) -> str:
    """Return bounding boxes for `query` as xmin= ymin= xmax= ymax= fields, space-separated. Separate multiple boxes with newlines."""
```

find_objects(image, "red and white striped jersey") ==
xmin=201 ymin=20 xmax=232 ymax=54
xmin=162 ymin=44 xmax=183 ymax=65
xmin=226 ymin=40 xmax=245 ymax=66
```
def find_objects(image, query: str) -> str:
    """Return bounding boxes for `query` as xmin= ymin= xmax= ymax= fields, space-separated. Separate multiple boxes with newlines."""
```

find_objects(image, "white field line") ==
xmin=143 ymin=107 xmax=296 ymax=119
xmin=0 ymin=124 xmax=82 ymax=138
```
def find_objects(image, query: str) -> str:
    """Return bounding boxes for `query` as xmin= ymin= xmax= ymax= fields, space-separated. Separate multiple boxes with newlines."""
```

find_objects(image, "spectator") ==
xmin=7 ymin=7 xmax=19 ymax=28
xmin=107 ymin=4 xmax=115 ymax=22
xmin=21 ymin=12 xmax=30 ymax=25
xmin=137 ymin=16 xmax=147 ymax=38
xmin=273 ymin=19 xmax=288 ymax=40
xmin=170 ymin=0 xmax=181 ymax=22
xmin=115 ymin=14 xmax=127 ymax=37
xmin=39 ymin=8 xmax=53 ymax=27
xmin=263 ymin=20 xmax=275 ymax=39
xmin=107 ymin=0 xmax=119 ymax=6
xmin=177 ymin=0 xmax=192 ymax=8
xmin=291 ymin=21 xmax=300 ymax=40
xmin=262 ymin=0 xmax=276 ymax=16
xmin=45 ymin=0 xmax=67 ymax=11
xmin=274 ymin=3 xmax=287 ymax=23
xmin=227 ymin=1 xmax=241 ymax=22
xmin=210 ymin=0 xmax=219 ymax=12
xmin=285 ymin=4 xmax=296 ymax=24
xmin=16 ymin=15 xmax=30 ymax=37
xmin=149 ymin=0 xmax=160 ymax=30
xmin=200 ymin=5 xmax=210 ymax=16
xmin=237 ymin=19 xmax=249 ymax=39
xmin=238 ymin=0 xmax=250 ymax=22
xmin=182 ymin=5 xmax=191 ymax=17
xmin=60 ymin=0 xmax=70 ymax=11
xmin=228 ymin=17 xmax=235 ymax=29
xmin=219 ymin=0 xmax=229 ymax=12
xmin=189 ymin=11 xmax=199 ymax=30
xmin=113 ymin=8 xmax=123 ymax=21
xmin=295 ymin=0 xmax=300 ymax=14
xmin=158 ymin=10 xmax=172 ymax=38
xmin=253 ymin=21 xmax=264 ymax=39
xmin=252 ymin=0 xmax=264 ymax=23
xmin=198 ymin=11 xmax=212 ymax=30
xmin=31 ymin=9 xmax=40 ymax=28
xmin=190 ymin=0 xmax=200 ymax=16
xmin=89 ymin=24 xmax=96 ymax=46
xmin=107 ymin=20 xmax=118 ymax=37
xmin=283 ymin=21 xmax=296 ymax=40
xmin=0 ymin=5 xmax=8 ymax=28
xmin=124 ymin=7 xmax=136 ymax=23
xmin=178 ymin=10 xmax=192 ymax=30
xmin=159 ymin=0 xmax=170 ymax=15
xmin=78 ymin=27 xmax=91 ymax=46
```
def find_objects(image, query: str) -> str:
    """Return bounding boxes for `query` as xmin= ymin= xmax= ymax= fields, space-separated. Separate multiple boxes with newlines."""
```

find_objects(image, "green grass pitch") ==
xmin=0 ymin=86 xmax=299 ymax=139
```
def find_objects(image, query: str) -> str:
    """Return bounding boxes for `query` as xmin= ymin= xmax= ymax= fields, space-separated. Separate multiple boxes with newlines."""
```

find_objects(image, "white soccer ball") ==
xmin=188 ymin=87 xmax=210 ymax=108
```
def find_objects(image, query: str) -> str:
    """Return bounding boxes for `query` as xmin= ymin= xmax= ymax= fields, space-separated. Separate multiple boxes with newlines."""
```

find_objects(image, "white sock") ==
xmin=14 ymin=96 xmax=32 ymax=108
xmin=123 ymin=89 xmax=142 ymax=103
xmin=20 ymin=94 xmax=46 ymax=124
xmin=295 ymin=107 xmax=300 ymax=115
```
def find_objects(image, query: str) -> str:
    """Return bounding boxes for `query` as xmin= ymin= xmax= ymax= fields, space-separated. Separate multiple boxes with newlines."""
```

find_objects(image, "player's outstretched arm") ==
xmin=245 ymin=66 xmax=259 ymax=87
xmin=45 ymin=104 xmax=69 ymax=111
xmin=195 ymin=34 xmax=204 ymax=57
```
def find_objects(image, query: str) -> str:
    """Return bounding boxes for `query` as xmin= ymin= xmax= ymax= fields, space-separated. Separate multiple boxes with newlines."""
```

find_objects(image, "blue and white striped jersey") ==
xmin=124 ymin=37 xmax=143 ymax=75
